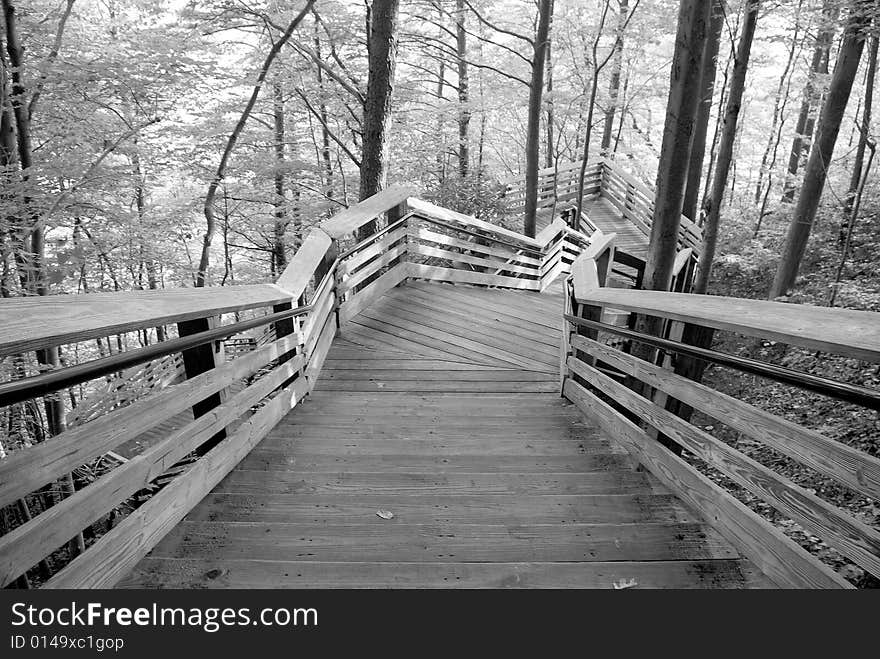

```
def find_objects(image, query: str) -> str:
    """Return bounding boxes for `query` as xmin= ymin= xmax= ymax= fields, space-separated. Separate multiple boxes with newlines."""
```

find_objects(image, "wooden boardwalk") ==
xmin=533 ymin=196 xmax=649 ymax=257
xmin=120 ymin=281 xmax=771 ymax=588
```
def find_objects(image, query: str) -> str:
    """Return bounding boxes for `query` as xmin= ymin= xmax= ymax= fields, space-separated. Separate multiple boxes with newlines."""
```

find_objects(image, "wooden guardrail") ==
xmin=560 ymin=239 xmax=880 ymax=588
xmin=0 ymin=185 xmax=414 ymax=588
xmin=503 ymin=159 xmax=703 ymax=256
xmin=503 ymin=160 xmax=603 ymax=216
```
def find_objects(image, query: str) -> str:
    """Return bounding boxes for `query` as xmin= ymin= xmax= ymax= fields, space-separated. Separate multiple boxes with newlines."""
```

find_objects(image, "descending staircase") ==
xmin=1 ymin=163 xmax=878 ymax=590
xmin=120 ymin=281 xmax=772 ymax=589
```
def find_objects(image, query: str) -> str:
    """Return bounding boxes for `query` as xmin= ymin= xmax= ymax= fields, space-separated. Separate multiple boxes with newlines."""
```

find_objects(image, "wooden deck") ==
xmin=533 ymin=196 xmax=649 ymax=257
xmin=120 ymin=281 xmax=771 ymax=589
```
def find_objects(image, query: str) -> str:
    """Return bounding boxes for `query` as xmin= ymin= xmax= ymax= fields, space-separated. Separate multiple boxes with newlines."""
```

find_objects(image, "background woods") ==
xmin=1 ymin=0 xmax=879 ymax=588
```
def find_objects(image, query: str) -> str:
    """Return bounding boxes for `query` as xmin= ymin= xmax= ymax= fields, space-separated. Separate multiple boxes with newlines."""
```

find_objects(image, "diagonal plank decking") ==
xmin=120 ymin=281 xmax=772 ymax=588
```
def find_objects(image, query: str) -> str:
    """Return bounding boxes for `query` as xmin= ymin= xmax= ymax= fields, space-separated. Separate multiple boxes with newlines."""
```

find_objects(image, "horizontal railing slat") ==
xmin=408 ymin=197 xmax=543 ymax=250
xmin=413 ymin=243 xmax=538 ymax=276
xmin=563 ymin=378 xmax=851 ymax=588
xmin=410 ymin=227 xmax=542 ymax=266
xmin=570 ymin=334 xmax=880 ymax=501
xmin=0 ymin=353 xmax=304 ymax=588
xmin=0 ymin=331 xmax=302 ymax=509
xmin=320 ymin=184 xmax=417 ymax=239
xmin=43 ymin=374 xmax=311 ymax=589
xmin=0 ymin=285 xmax=292 ymax=357
xmin=568 ymin=354 xmax=880 ymax=578
xmin=407 ymin=263 xmax=541 ymax=290
xmin=275 ymin=228 xmax=332 ymax=299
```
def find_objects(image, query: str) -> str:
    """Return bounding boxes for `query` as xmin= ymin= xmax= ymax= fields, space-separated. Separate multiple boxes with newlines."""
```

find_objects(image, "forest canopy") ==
xmin=0 ymin=0 xmax=876 ymax=310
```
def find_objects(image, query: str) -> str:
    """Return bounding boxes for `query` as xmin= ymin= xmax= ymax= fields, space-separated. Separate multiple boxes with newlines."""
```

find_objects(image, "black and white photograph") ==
xmin=1 ymin=0 xmax=879 ymax=612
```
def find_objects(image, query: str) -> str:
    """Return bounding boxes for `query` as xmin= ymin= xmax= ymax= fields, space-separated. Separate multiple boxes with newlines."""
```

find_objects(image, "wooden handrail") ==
xmin=569 ymin=287 xmax=880 ymax=362
xmin=564 ymin=313 xmax=880 ymax=409
xmin=408 ymin=197 xmax=544 ymax=250
xmin=0 ymin=285 xmax=293 ymax=358
xmin=0 ymin=304 xmax=313 ymax=408
xmin=318 ymin=184 xmax=417 ymax=239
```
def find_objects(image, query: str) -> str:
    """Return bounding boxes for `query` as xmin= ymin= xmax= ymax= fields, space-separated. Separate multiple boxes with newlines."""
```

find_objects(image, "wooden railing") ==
xmin=503 ymin=159 xmax=703 ymax=256
xmin=560 ymin=237 xmax=880 ymax=588
xmin=502 ymin=160 xmax=603 ymax=216
xmin=0 ymin=185 xmax=413 ymax=588
xmin=405 ymin=198 xmax=592 ymax=292
xmin=0 ymin=182 xmax=699 ymax=589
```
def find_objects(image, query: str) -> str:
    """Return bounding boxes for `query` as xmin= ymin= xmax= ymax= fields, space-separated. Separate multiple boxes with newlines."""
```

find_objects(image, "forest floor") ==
xmin=691 ymin=199 xmax=880 ymax=588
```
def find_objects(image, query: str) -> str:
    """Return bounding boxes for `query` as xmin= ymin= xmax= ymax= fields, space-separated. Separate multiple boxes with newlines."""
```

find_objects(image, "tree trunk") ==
xmin=770 ymin=1 xmax=871 ymax=298
xmin=641 ymin=0 xmax=709 ymax=294
xmin=754 ymin=0 xmax=805 ymax=206
xmin=272 ymin=81 xmax=288 ymax=274
xmin=359 ymin=0 xmax=400 ymax=240
xmin=545 ymin=0 xmax=555 ymax=169
xmin=456 ymin=0 xmax=470 ymax=178
xmin=197 ymin=1 xmax=314 ymax=286
xmin=682 ymin=0 xmax=724 ymax=221
xmin=600 ymin=0 xmax=629 ymax=155
xmin=843 ymin=33 xmax=877 ymax=223
xmin=693 ymin=0 xmax=760 ymax=295
xmin=314 ymin=29 xmax=334 ymax=197
xmin=781 ymin=0 xmax=839 ymax=203
xmin=523 ymin=0 xmax=553 ymax=238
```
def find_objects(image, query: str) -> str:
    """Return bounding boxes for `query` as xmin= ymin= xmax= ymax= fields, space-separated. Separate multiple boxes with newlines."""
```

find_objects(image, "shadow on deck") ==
xmin=119 ymin=281 xmax=772 ymax=589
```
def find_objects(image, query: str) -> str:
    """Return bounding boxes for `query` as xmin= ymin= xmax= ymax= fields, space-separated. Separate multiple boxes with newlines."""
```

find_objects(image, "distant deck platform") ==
xmin=120 ymin=281 xmax=771 ymax=589
xmin=531 ymin=196 xmax=649 ymax=257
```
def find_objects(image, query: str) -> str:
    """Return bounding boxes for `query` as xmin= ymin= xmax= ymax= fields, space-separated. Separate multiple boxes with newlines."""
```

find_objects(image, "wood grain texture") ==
xmin=119 ymin=559 xmax=773 ymax=589
xmin=407 ymin=262 xmax=540 ymax=290
xmin=275 ymin=228 xmax=332 ymax=298
xmin=319 ymin=184 xmax=418 ymax=239
xmin=0 ymin=331 xmax=303 ymax=509
xmin=408 ymin=197 xmax=543 ymax=250
xmin=568 ymin=354 xmax=880 ymax=578
xmin=571 ymin=334 xmax=880 ymax=501
xmin=46 ymin=375 xmax=310 ymax=588
xmin=563 ymin=378 xmax=850 ymax=588
xmin=571 ymin=288 xmax=880 ymax=361
xmin=0 ymin=356 xmax=304 ymax=587
xmin=0 ymin=285 xmax=292 ymax=356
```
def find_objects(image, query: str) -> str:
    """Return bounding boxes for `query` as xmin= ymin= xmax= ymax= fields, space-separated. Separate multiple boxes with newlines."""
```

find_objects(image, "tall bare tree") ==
xmin=682 ymin=0 xmax=724 ymax=222
xmin=456 ymin=0 xmax=470 ymax=178
xmin=694 ymin=0 xmax=761 ymax=294
xmin=523 ymin=0 xmax=553 ymax=238
xmin=770 ymin=0 xmax=872 ymax=298
xmin=358 ymin=0 xmax=401 ymax=238
xmin=641 ymin=0 xmax=710 ymax=294
xmin=197 ymin=1 xmax=315 ymax=286
xmin=600 ymin=0 xmax=629 ymax=156
xmin=781 ymin=0 xmax=839 ymax=202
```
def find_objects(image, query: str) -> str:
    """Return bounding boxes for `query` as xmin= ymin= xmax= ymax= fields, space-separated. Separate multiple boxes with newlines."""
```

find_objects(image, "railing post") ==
xmin=566 ymin=237 xmax=614 ymax=391
xmin=177 ymin=315 xmax=227 ymax=455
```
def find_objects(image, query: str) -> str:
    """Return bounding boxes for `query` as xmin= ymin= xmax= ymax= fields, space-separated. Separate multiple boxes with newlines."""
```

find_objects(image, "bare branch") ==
xmin=294 ymin=87 xmax=362 ymax=168
xmin=461 ymin=0 xmax=533 ymax=45
xmin=28 ymin=0 xmax=76 ymax=119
